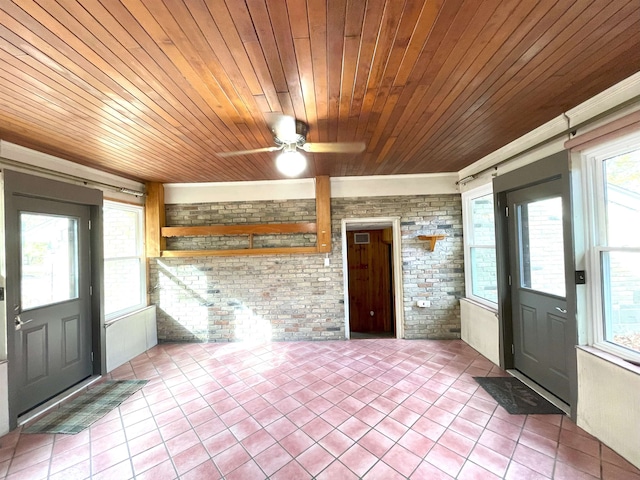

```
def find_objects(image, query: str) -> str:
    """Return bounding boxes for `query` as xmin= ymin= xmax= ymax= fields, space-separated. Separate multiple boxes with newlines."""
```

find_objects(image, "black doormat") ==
xmin=474 ymin=376 xmax=565 ymax=415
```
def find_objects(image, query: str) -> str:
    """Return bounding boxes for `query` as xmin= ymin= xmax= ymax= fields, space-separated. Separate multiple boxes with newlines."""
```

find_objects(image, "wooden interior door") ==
xmin=347 ymin=229 xmax=393 ymax=333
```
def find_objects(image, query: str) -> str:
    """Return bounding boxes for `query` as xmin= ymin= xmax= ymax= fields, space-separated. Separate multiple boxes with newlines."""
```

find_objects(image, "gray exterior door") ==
xmin=506 ymin=179 xmax=572 ymax=402
xmin=7 ymin=195 xmax=93 ymax=415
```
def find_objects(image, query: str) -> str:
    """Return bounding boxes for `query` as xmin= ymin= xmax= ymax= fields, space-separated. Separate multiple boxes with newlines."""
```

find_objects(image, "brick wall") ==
xmin=164 ymin=200 xmax=317 ymax=250
xmin=150 ymin=194 xmax=463 ymax=342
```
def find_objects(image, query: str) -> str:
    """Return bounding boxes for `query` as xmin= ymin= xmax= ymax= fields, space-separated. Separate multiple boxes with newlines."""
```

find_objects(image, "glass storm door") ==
xmin=10 ymin=196 xmax=92 ymax=415
xmin=507 ymin=180 xmax=572 ymax=402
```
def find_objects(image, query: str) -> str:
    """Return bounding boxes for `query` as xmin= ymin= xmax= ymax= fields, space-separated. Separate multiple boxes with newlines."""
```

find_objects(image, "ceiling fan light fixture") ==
xmin=276 ymin=150 xmax=307 ymax=177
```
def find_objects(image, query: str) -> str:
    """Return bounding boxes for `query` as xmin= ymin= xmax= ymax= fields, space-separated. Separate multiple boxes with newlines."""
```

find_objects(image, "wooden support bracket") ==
xmin=161 ymin=223 xmax=317 ymax=237
xmin=315 ymin=175 xmax=331 ymax=253
xmin=417 ymin=235 xmax=446 ymax=251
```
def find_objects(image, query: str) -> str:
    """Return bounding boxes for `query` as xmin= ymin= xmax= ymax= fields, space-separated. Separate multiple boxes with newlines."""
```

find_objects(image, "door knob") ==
xmin=14 ymin=315 xmax=33 ymax=331
xmin=370 ymin=311 xmax=375 ymax=316
xmin=555 ymin=307 xmax=567 ymax=314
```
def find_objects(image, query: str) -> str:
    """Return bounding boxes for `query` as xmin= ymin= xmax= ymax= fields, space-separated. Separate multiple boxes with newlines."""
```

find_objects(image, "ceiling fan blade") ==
xmin=302 ymin=142 xmax=366 ymax=153
xmin=215 ymin=146 xmax=281 ymax=158
xmin=264 ymin=113 xmax=297 ymax=143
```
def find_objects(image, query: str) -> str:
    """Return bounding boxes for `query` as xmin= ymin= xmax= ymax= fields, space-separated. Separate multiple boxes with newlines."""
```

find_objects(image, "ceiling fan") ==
xmin=216 ymin=113 xmax=366 ymax=176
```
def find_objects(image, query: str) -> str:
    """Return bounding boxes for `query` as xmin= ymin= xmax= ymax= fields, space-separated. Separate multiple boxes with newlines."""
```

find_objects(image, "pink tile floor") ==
xmin=0 ymin=339 xmax=638 ymax=479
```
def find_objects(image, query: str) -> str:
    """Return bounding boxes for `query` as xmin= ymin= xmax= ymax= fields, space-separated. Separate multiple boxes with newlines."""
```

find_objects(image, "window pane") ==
xmin=104 ymin=258 xmax=142 ymax=316
xmin=21 ymin=213 xmax=79 ymax=309
xmin=104 ymin=207 xmax=140 ymax=258
xmin=601 ymin=251 xmax=640 ymax=355
xmin=518 ymin=197 xmax=565 ymax=297
xmin=103 ymin=202 xmax=145 ymax=319
xmin=471 ymin=193 xmax=495 ymax=246
xmin=604 ymin=149 xmax=640 ymax=247
xmin=470 ymin=247 xmax=497 ymax=303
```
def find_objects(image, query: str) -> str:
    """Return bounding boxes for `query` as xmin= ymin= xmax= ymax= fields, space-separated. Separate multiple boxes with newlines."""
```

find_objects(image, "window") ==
xmin=21 ymin=213 xmax=79 ymax=309
xmin=103 ymin=201 xmax=146 ymax=320
xmin=517 ymin=197 xmax=565 ymax=297
xmin=462 ymin=184 xmax=498 ymax=306
xmin=587 ymin=138 xmax=640 ymax=361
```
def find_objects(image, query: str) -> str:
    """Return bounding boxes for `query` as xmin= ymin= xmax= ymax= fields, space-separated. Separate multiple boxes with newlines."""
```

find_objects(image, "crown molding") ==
xmin=566 ymin=71 xmax=640 ymax=127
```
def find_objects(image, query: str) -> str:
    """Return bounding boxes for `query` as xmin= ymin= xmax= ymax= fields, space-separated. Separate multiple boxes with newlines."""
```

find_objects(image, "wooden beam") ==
xmin=162 ymin=222 xmax=317 ymax=237
xmin=145 ymin=182 xmax=165 ymax=257
xmin=315 ymin=175 xmax=331 ymax=253
xmin=161 ymin=247 xmax=318 ymax=257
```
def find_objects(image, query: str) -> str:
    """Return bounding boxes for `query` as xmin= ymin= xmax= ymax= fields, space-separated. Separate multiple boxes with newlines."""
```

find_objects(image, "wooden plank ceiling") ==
xmin=1 ymin=0 xmax=640 ymax=183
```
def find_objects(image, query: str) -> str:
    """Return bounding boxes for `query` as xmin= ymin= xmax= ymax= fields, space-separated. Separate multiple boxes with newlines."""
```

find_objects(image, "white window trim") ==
xmin=104 ymin=200 xmax=146 ymax=321
xmin=582 ymin=133 xmax=640 ymax=364
xmin=462 ymin=183 xmax=497 ymax=309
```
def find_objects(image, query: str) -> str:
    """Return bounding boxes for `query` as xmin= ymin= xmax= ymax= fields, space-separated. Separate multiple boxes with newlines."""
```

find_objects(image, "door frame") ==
xmin=2 ymin=170 xmax=105 ymax=429
xmin=341 ymin=217 xmax=404 ymax=339
xmin=493 ymin=151 xmax=578 ymax=418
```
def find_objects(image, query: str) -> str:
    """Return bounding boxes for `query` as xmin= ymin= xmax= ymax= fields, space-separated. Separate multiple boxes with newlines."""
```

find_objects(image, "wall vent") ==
xmin=354 ymin=232 xmax=370 ymax=244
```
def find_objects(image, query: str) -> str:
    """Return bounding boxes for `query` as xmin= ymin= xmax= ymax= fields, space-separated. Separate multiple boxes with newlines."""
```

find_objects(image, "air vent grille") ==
xmin=354 ymin=233 xmax=370 ymax=244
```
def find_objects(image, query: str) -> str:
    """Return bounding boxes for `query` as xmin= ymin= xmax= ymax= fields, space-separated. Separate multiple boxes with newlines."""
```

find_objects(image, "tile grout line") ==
xmin=3 ymin=340 xmax=636 ymax=479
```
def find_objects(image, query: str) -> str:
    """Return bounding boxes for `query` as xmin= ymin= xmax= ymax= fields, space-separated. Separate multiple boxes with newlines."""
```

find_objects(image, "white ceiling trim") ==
xmin=164 ymin=173 xmax=459 ymax=204
xmin=0 ymin=141 xmax=145 ymax=203
xmin=566 ymin=71 xmax=640 ymax=127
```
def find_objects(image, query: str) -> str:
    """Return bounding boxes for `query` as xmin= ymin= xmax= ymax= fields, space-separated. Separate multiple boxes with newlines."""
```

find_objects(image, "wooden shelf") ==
xmin=162 ymin=223 xmax=317 ymax=237
xmin=146 ymin=176 xmax=332 ymax=257
xmin=161 ymin=247 xmax=318 ymax=257
xmin=417 ymin=235 xmax=446 ymax=251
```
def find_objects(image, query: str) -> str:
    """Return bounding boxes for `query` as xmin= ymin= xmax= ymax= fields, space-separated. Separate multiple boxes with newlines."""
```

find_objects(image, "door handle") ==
xmin=555 ymin=307 xmax=567 ymax=314
xmin=14 ymin=315 xmax=33 ymax=331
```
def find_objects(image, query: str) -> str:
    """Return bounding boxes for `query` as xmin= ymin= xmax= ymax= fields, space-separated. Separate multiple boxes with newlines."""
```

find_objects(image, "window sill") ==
xmin=105 ymin=305 xmax=152 ymax=327
xmin=460 ymin=297 xmax=498 ymax=315
xmin=578 ymin=345 xmax=640 ymax=375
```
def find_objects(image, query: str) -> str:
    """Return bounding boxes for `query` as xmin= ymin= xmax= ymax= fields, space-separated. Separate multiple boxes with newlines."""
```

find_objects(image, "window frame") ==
xmin=103 ymin=200 xmax=146 ymax=321
xmin=462 ymin=183 xmax=498 ymax=309
xmin=583 ymin=132 xmax=640 ymax=364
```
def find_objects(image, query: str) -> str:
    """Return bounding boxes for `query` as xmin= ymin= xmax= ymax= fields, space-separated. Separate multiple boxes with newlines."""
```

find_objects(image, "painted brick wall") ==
xmin=150 ymin=195 xmax=463 ymax=342
xmin=165 ymin=200 xmax=317 ymax=250
xmin=331 ymin=196 xmax=464 ymax=339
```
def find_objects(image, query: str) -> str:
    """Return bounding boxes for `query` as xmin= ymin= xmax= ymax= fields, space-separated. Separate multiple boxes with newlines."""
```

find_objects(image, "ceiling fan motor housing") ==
xmin=274 ymin=120 xmax=308 ymax=147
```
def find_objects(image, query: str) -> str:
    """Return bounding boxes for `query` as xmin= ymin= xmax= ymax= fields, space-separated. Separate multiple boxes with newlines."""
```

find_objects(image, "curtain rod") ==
xmin=0 ymin=156 xmax=145 ymax=197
